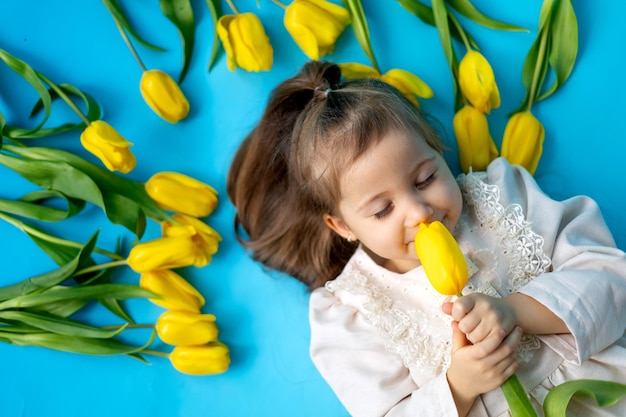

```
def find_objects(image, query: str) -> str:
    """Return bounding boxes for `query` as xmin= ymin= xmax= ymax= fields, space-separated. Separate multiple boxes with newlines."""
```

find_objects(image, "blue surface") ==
xmin=0 ymin=1 xmax=625 ymax=416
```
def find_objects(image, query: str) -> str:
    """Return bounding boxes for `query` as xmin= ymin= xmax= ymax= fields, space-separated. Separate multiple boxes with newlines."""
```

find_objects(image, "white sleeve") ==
xmin=309 ymin=288 xmax=485 ymax=417
xmin=487 ymin=159 xmax=626 ymax=364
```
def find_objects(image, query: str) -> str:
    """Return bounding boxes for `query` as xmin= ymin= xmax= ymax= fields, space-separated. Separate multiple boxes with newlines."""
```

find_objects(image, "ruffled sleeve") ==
xmin=485 ymin=158 xmax=626 ymax=364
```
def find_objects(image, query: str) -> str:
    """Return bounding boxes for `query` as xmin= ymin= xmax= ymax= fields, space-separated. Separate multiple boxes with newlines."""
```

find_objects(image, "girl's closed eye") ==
xmin=416 ymin=173 xmax=436 ymax=190
xmin=374 ymin=203 xmax=394 ymax=219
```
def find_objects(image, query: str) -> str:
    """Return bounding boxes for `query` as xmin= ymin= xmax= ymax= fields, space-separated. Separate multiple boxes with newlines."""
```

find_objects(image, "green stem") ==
xmin=73 ymin=259 xmax=128 ymax=277
xmin=103 ymin=323 xmax=154 ymax=330
xmin=501 ymin=374 xmax=538 ymax=417
xmin=527 ymin=27 xmax=549 ymax=111
xmin=270 ymin=0 xmax=287 ymax=9
xmin=446 ymin=7 xmax=471 ymax=51
xmin=113 ymin=18 xmax=147 ymax=72
xmin=225 ymin=0 xmax=239 ymax=14
xmin=36 ymin=72 xmax=90 ymax=125
xmin=0 ymin=211 xmax=123 ymax=260
xmin=142 ymin=348 xmax=170 ymax=358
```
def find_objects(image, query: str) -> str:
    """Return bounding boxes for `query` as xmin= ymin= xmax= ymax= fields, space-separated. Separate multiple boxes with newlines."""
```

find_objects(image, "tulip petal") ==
xmin=453 ymin=105 xmax=498 ymax=173
xmin=338 ymin=62 xmax=380 ymax=79
xmin=381 ymin=69 xmax=434 ymax=104
xmin=230 ymin=13 xmax=273 ymax=72
xmin=216 ymin=15 xmax=237 ymax=72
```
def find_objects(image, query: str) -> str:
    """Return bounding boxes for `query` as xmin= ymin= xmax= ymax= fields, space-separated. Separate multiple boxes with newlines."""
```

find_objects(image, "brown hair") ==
xmin=227 ymin=61 xmax=444 ymax=290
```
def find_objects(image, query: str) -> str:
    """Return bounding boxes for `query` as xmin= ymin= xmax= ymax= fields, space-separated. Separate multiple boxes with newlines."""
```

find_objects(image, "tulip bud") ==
xmin=170 ymin=342 xmax=231 ymax=375
xmin=381 ymin=68 xmax=434 ymax=106
xmin=284 ymin=0 xmax=350 ymax=60
xmin=453 ymin=105 xmax=499 ymax=173
xmin=414 ymin=221 xmax=468 ymax=296
xmin=80 ymin=120 xmax=136 ymax=174
xmin=140 ymin=69 xmax=190 ymax=123
xmin=338 ymin=62 xmax=380 ymax=79
xmin=501 ymin=111 xmax=545 ymax=175
xmin=128 ymin=236 xmax=198 ymax=272
xmin=146 ymin=172 xmax=218 ymax=218
xmin=139 ymin=269 xmax=205 ymax=312
xmin=458 ymin=51 xmax=501 ymax=114
xmin=156 ymin=310 xmax=218 ymax=346
xmin=217 ymin=13 xmax=273 ymax=72
xmin=162 ymin=214 xmax=222 ymax=267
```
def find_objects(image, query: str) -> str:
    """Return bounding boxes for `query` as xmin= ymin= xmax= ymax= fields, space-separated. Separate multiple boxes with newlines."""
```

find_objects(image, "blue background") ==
xmin=0 ymin=1 xmax=625 ymax=416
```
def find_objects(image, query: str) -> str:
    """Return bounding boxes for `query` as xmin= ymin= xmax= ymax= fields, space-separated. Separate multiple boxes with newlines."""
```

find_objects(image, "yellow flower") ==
xmin=339 ymin=63 xmax=433 ymax=105
xmin=380 ymin=68 xmax=434 ymax=105
xmin=145 ymin=172 xmax=218 ymax=217
xmin=139 ymin=269 xmax=205 ymax=312
xmin=127 ymin=236 xmax=198 ymax=272
xmin=458 ymin=50 xmax=501 ymax=114
xmin=156 ymin=310 xmax=219 ymax=346
xmin=170 ymin=342 xmax=231 ymax=375
xmin=140 ymin=69 xmax=190 ymax=124
xmin=414 ymin=221 xmax=468 ymax=296
xmin=217 ymin=13 xmax=273 ymax=72
xmin=501 ymin=111 xmax=545 ymax=175
xmin=453 ymin=105 xmax=499 ymax=173
xmin=80 ymin=120 xmax=136 ymax=174
xmin=284 ymin=0 xmax=350 ymax=60
xmin=161 ymin=214 xmax=222 ymax=267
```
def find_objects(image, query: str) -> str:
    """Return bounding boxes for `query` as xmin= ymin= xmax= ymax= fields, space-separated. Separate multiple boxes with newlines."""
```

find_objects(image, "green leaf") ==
xmin=0 ymin=328 xmax=155 ymax=359
xmin=0 ymin=232 xmax=99 ymax=301
xmin=543 ymin=379 xmax=626 ymax=416
xmin=431 ymin=0 xmax=463 ymax=111
xmin=0 ymin=310 xmax=127 ymax=339
xmin=160 ymin=0 xmax=195 ymax=83
xmin=101 ymin=0 xmax=166 ymax=51
xmin=0 ymin=190 xmax=84 ymax=222
xmin=0 ymin=283 xmax=154 ymax=310
xmin=501 ymin=374 xmax=538 ymax=417
xmin=100 ymin=298 xmax=135 ymax=323
xmin=33 ymin=298 xmax=89 ymax=318
xmin=537 ymin=0 xmax=578 ymax=101
xmin=205 ymin=0 xmax=223 ymax=73
xmin=446 ymin=0 xmax=527 ymax=31
xmin=342 ymin=0 xmax=380 ymax=72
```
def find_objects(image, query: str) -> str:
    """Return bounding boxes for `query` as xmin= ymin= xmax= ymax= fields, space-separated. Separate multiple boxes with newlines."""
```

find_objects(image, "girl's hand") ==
xmin=446 ymin=320 xmax=523 ymax=414
xmin=443 ymin=293 xmax=518 ymax=345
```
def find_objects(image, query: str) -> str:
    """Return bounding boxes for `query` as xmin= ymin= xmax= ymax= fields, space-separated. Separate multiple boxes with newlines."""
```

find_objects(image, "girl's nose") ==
xmin=405 ymin=200 xmax=434 ymax=228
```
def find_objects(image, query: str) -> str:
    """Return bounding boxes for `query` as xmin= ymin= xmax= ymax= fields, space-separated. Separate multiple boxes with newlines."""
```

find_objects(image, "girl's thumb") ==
xmin=451 ymin=321 xmax=470 ymax=352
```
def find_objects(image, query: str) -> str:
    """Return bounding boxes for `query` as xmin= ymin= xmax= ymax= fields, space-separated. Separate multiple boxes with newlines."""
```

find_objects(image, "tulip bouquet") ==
xmin=414 ymin=221 xmax=626 ymax=416
xmin=0 ymin=48 xmax=229 ymax=375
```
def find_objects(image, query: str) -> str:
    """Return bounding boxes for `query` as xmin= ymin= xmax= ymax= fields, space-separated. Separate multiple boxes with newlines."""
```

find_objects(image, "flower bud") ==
xmin=146 ymin=172 xmax=218 ymax=217
xmin=140 ymin=69 xmax=190 ymax=123
xmin=156 ymin=310 xmax=218 ymax=345
xmin=458 ymin=51 xmax=501 ymax=114
xmin=381 ymin=68 xmax=434 ymax=106
xmin=128 ymin=236 xmax=199 ymax=272
xmin=80 ymin=120 xmax=136 ymax=174
xmin=284 ymin=0 xmax=350 ymax=60
xmin=170 ymin=342 xmax=231 ymax=375
xmin=162 ymin=214 xmax=222 ymax=267
xmin=414 ymin=221 xmax=468 ymax=296
xmin=139 ymin=270 xmax=205 ymax=312
xmin=501 ymin=111 xmax=545 ymax=175
xmin=217 ymin=13 xmax=273 ymax=72
xmin=453 ymin=105 xmax=498 ymax=173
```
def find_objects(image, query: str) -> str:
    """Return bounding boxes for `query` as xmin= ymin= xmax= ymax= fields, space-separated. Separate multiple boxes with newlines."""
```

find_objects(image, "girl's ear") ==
xmin=323 ymin=214 xmax=352 ymax=239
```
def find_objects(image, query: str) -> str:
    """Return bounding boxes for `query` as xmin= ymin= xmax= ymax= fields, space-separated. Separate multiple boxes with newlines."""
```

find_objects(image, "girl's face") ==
xmin=324 ymin=129 xmax=463 ymax=274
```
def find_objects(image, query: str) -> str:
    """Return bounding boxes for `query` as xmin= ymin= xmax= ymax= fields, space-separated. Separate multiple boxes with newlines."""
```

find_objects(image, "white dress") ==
xmin=309 ymin=158 xmax=626 ymax=416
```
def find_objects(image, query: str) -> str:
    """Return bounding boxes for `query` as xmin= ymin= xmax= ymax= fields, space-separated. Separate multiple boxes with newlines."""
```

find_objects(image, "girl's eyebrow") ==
xmin=355 ymin=156 xmax=435 ymax=213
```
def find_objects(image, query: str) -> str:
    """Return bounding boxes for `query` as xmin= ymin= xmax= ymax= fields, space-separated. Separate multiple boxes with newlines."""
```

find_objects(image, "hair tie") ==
xmin=324 ymin=88 xmax=332 ymax=97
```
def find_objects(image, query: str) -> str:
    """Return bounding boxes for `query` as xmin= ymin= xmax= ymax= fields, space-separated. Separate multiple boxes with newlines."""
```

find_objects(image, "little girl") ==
xmin=227 ymin=61 xmax=626 ymax=416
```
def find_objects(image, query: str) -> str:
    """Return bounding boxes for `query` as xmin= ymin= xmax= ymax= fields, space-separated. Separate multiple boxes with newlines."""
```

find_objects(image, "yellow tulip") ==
xmin=139 ymin=69 xmax=190 ymax=123
xmin=414 ymin=221 xmax=468 ymax=296
xmin=501 ymin=111 xmax=545 ymax=176
xmin=156 ymin=310 xmax=218 ymax=346
xmin=127 ymin=235 xmax=198 ymax=272
xmin=162 ymin=214 xmax=222 ymax=267
xmin=80 ymin=120 xmax=136 ymax=174
xmin=217 ymin=13 xmax=273 ymax=72
xmin=453 ymin=105 xmax=499 ymax=173
xmin=139 ymin=269 xmax=205 ymax=312
xmin=170 ymin=342 xmax=231 ymax=375
xmin=338 ymin=62 xmax=380 ymax=79
xmin=284 ymin=0 xmax=350 ymax=60
xmin=380 ymin=68 xmax=434 ymax=105
xmin=458 ymin=50 xmax=501 ymax=114
xmin=145 ymin=172 xmax=218 ymax=218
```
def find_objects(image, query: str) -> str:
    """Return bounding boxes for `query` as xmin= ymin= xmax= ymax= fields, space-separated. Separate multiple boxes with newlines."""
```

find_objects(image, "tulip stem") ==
xmin=527 ymin=26 xmax=549 ymax=111
xmin=270 ymin=0 xmax=287 ymax=9
xmin=73 ymin=259 xmax=129 ymax=277
xmin=36 ymin=72 xmax=91 ymax=126
xmin=142 ymin=349 xmax=170 ymax=358
xmin=112 ymin=17 xmax=148 ymax=72
xmin=225 ymin=0 xmax=240 ymax=14
xmin=447 ymin=8 xmax=471 ymax=51
xmin=0 ymin=211 xmax=124 ymax=261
